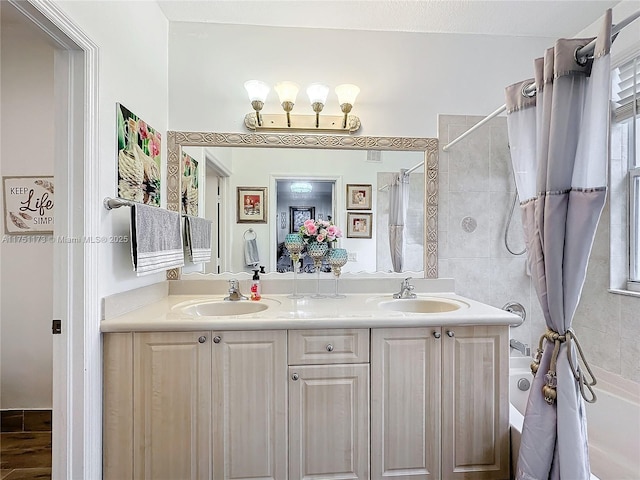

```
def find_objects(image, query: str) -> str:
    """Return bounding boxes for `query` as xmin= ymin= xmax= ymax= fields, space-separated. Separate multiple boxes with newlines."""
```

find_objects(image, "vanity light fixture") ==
xmin=244 ymin=80 xmax=270 ymax=127
xmin=243 ymin=80 xmax=361 ymax=133
xmin=274 ymin=81 xmax=299 ymax=128
xmin=307 ymin=83 xmax=329 ymax=128
xmin=335 ymin=84 xmax=360 ymax=129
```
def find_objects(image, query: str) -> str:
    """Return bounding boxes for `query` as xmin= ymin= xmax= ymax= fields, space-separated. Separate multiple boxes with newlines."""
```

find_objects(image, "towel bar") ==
xmin=103 ymin=197 xmax=136 ymax=210
xmin=104 ymin=197 xmax=179 ymax=214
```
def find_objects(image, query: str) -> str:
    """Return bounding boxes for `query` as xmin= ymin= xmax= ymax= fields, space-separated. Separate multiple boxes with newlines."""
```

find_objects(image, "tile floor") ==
xmin=0 ymin=410 xmax=51 ymax=480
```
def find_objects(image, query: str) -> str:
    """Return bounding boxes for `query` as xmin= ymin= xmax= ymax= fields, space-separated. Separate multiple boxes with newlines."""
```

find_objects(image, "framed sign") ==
xmin=2 ymin=176 xmax=55 ymax=234
xmin=289 ymin=206 xmax=315 ymax=233
xmin=237 ymin=186 xmax=267 ymax=223
xmin=346 ymin=184 xmax=372 ymax=210
xmin=346 ymin=212 xmax=372 ymax=239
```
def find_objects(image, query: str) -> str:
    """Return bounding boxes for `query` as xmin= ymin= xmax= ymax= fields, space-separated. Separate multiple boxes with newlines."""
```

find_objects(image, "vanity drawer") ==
xmin=288 ymin=329 xmax=369 ymax=365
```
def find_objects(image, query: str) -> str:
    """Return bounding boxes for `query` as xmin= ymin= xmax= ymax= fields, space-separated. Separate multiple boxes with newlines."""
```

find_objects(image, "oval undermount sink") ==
xmin=377 ymin=298 xmax=467 ymax=313
xmin=174 ymin=299 xmax=276 ymax=317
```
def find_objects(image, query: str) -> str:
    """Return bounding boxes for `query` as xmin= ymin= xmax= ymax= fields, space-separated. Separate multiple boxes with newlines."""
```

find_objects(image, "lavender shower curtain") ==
xmin=505 ymin=10 xmax=611 ymax=479
xmin=388 ymin=169 xmax=409 ymax=272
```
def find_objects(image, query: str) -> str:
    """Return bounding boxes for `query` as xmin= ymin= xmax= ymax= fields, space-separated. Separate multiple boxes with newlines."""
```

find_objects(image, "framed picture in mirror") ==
xmin=237 ymin=186 xmax=267 ymax=223
xmin=347 ymin=212 xmax=372 ymax=238
xmin=346 ymin=184 xmax=372 ymax=210
xmin=290 ymin=206 xmax=315 ymax=233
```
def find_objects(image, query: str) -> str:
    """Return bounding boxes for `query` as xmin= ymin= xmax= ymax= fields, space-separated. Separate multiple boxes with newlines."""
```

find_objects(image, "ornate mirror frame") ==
xmin=165 ymin=131 xmax=439 ymax=279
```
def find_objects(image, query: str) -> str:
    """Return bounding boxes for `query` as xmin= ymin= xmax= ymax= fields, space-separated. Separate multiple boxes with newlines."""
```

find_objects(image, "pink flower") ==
xmin=303 ymin=219 xmax=317 ymax=235
xmin=139 ymin=121 xmax=149 ymax=139
xmin=316 ymin=233 xmax=325 ymax=242
xmin=327 ymin=225 xmax=338 ymax=237
xmin=150 ymin=135 xmax=161 ymax=157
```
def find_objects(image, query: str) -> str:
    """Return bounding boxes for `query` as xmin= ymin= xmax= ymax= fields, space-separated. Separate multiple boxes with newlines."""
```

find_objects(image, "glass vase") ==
xmin=307 ymin=241 xmax=328 ymax=298
xmin=284 ymin=233 xmax=304 ymax=299
xmin=328 ymin=248 xmax=348 ymax=298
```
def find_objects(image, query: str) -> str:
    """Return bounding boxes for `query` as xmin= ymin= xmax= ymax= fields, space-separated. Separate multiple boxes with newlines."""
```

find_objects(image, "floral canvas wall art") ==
xmin=116 ymin=103 xmax=162 ymax=207
xmin=181 ymin=152 xmax=199 ymax=216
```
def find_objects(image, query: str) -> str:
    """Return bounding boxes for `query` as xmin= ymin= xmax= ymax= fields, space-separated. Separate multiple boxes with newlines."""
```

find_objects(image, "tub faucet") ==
xmin=510 ymin=339 xmax=530 ymax=356
xmin=393 ymin=277 xmax=417 ymax=299
xmin=224 ymin=279 xmax=247 ymax=301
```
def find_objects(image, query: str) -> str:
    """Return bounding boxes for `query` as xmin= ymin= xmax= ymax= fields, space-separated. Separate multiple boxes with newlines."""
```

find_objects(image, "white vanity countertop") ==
xmin=100 ymin=292 xmax=522 ymax=333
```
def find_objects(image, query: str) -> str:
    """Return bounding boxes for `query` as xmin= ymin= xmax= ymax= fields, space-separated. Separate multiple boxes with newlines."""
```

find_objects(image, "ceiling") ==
xmin=156 ymin=0 xmax=622 ymax=38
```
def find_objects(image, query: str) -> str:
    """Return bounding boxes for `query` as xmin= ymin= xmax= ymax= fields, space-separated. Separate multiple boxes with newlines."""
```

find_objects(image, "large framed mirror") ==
xmin=166 ymin=131 xmax=438 ymax=279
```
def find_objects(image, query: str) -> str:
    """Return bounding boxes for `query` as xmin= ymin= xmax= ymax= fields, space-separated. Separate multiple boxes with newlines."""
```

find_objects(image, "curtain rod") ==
xmin=378 ymin=161 xmax=425 ymax=191
xmin=441 ymin=9 xmax=640 ymax=152
xmin=405 ymin=160 xmax=425 ymax=174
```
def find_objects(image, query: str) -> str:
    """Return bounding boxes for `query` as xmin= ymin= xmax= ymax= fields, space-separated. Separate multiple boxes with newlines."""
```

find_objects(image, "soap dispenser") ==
xmin=251 ymin=269 xmax=261 ymax=301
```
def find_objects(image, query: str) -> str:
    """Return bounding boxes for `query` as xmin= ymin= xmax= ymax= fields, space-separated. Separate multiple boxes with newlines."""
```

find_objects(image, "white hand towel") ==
xmin=130 ymin=203 xmax=184 ymax=275
xmin=244 ymin=238 xmax=260 ymax=267
xmin=184 ymin=215 xmax=213 ymax=263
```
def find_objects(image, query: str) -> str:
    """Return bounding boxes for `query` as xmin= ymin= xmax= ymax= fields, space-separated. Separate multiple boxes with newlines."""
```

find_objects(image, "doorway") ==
xmin=1 ymin=1 xmax=101 ymax=478
xmin=0 ymin=6 xmax=56 ymax=475
xmin=274 ymin=178 xmax=335 ymax=272
xmin=204 ymin=149 xmax=231 ymax=274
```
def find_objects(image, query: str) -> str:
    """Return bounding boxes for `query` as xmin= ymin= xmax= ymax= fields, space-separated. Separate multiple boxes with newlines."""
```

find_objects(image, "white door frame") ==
xmin=10 ymin=1 xmax=101 ymax=477
xmin=205 ymin=149 xmax=232 ymax=273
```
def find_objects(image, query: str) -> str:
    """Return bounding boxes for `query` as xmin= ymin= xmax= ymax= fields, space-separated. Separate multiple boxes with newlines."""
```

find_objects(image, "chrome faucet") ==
xmin=393 ymin=277 xmax=417 ymax=299
xmin=224 ymin=279 xmax=247 ymax=301
xmin=510 ymin=339 xmax=531 ymax=356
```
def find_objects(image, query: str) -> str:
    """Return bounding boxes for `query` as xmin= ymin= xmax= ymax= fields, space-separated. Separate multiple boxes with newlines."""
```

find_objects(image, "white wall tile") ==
xmin=448 ymin=258 xmax=492 ymax=304
xmin=448 ymin=191 xmax=491 ymax=258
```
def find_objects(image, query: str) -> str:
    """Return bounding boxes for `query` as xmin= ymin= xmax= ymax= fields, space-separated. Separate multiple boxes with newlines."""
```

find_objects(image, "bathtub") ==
xmin=509 ymin=356 xmax=640 ymax=480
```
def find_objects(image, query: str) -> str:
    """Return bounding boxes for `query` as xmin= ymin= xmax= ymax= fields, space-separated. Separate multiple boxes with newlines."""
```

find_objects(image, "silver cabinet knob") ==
xmin=446 ymin=330 xmax=455 ymax=337
xmin=198 ymin=336 xmax=207 ymax=344
xmin=326 ymin=344 xmax=334 ymax=352
xmin=433 ymin=331 xmax=441 ymax=339
xmin=291 ymin=373 xmax=299 ymax=381
xmin=213 ymin=335 xmax=221 ymax=344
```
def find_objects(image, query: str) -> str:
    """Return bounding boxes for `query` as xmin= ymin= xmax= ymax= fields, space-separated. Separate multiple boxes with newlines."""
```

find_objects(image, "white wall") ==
xmin=55 ymin=0 xmax=169 ymax=298
xmin=0 ymin=13 xmax=55 ymax=409
xmin=167 ymin=22 xmax=557 ymax=137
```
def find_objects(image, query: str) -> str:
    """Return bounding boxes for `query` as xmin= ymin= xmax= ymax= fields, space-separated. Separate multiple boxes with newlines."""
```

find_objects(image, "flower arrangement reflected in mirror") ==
xmin=298 ymin=219 xmax=343 ymax=298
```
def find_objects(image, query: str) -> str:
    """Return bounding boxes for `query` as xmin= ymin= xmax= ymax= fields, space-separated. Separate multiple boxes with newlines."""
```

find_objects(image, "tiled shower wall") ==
xmin=437 ymin=114 xmax=640 ymax=384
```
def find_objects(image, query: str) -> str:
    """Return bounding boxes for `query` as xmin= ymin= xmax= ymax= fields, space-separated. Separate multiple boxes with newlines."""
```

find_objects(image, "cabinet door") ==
xmin=104 ymin=333 xmax=134 ymax=480
xmin=371 ymin=328 xmax=442 ymax=480
xmin=212 ymin=330 xmax=287 ymax=480
xmin=441 ymin=326 xmax=509 ymax=480
xmin=289 ymin=364 xmax=370 ymax=480
xmin=133 ymin=331 xmax=211 ymax=480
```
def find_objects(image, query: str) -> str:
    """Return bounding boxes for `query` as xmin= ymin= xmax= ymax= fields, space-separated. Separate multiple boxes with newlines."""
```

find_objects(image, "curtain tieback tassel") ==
xmin=529 ymin=327 xmax=597 ymax=405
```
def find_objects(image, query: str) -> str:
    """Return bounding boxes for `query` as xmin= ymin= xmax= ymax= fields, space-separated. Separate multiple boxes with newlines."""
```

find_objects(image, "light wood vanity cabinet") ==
xmin=211 ymin=330 xmax=288 ymax=480
xmin=440 ymin=326 xmax=509 ymax=480
xmin=370 ymin=326 xmax=509 ymax=480
xmin=103 ymin=330 xmax=287 ymax=480
xmin=288 ymin=329 xmax=370 ymax=480
xmin=371 ymin=327 xmax=442 ymax=479
xmin=104 ymin=325 xmax=508 ymax=480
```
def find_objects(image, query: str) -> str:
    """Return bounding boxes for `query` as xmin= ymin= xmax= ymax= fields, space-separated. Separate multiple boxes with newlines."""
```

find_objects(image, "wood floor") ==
xmin=0 ymin=411 xmax=51 ymax=480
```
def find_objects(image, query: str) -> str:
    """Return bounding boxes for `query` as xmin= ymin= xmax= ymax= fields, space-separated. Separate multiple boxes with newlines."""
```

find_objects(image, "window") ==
xmin=612 ymin=54 xmax=640 ymax=292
